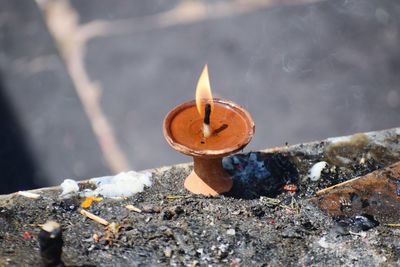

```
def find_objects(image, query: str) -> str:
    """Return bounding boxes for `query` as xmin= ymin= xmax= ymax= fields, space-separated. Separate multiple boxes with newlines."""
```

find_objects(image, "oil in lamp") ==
xmin=163 ymin=65 xmax=255 ymax=196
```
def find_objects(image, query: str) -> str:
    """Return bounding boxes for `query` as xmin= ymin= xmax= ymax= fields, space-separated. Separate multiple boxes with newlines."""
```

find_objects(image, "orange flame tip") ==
xmin=195 ymin=64 xmax=214 ymax=117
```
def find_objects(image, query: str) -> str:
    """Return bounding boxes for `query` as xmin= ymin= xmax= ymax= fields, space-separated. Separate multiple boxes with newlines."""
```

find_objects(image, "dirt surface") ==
xmin=1 ymin=129 xmax=400 ymax=266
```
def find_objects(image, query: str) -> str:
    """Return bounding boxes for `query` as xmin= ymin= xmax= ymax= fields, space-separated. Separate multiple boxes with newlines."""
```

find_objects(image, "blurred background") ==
xmin=0 ymin=0 xmax=399 ymax=194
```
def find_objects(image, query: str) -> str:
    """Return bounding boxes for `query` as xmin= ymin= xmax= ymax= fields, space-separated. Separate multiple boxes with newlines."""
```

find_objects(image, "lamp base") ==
xmin=184 ymin=156 xmax=233 ymax=196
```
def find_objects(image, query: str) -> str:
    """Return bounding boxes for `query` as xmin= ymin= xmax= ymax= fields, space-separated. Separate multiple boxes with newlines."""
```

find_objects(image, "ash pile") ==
xmin=0 ymin=128 xmax=400 ymax=266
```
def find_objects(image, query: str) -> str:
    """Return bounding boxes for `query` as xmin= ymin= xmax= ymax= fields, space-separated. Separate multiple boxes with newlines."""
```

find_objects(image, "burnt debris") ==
xmin=223 ymin=152 xmax=298 ymax=199
xmin=332 ymin=214 xmax=379 ymax=235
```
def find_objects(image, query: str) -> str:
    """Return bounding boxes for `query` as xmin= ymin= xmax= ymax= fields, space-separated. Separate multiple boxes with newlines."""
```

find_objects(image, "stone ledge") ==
xmin=0 ymin=127 xmax=399 ymax=266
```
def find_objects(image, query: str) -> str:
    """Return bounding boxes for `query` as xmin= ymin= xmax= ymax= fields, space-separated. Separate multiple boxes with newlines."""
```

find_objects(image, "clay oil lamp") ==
xmin=163 ymin=65 xmax=255 ymax=196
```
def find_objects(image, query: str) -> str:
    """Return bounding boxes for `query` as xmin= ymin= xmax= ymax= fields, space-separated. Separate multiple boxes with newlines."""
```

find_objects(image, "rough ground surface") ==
xmin=0 ymin=129 xmax=400 ymax=266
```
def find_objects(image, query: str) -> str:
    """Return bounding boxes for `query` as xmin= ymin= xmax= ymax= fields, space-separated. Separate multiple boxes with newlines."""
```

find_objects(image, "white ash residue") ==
xmin=59 ymin=171 xmax=152 ymax=198
xmin=89 ymin=171 xmax=152 ymax=198
xmin=60 ymin=179 xmax=79 ymax=198
xmin=308 ymin=161 xmax=327 ymax=181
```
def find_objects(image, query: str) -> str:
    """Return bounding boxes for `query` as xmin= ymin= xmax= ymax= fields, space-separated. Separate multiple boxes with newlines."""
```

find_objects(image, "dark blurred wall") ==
xmin=0 ymin=0 xmax=109 ymax=194
xmin=0 ymin=76 xmax=38 ymax=192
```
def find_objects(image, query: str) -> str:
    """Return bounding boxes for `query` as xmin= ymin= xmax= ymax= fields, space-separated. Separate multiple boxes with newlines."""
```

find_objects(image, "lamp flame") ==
xmin=195 ymin=64 xmax=214 ymax=117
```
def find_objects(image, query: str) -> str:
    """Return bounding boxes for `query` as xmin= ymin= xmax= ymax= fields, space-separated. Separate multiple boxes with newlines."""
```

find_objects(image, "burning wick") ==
xmin=203 ymin=103 xmax=212 ymax=138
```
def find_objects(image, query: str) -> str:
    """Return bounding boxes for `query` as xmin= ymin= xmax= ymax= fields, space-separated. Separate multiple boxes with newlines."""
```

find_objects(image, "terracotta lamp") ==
xmin=163 ymin=65 xmax=255 ymax=196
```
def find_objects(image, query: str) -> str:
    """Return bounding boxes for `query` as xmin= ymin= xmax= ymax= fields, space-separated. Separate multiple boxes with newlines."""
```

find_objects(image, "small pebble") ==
xmin=196 ymin=248 xmax=204 ymax=256
xmin=308 ymin=161 xmax=327 ymax=181
xmin=231 ymin=258 xmax=241 ymax=266
xmin=87 ymin=244 xmax=96 ymax=252
xmin=142 ymin=205 xmax=161 ymax=213
xmin=164 ymin=247 xmax=172 ymax=258
xmin=226 ymin=229 xmax=236 ymax=236
xmin=231 ymin=210 xmax=241 ymax=215
xmin=190 ymin=260 xmax=199 ymax=267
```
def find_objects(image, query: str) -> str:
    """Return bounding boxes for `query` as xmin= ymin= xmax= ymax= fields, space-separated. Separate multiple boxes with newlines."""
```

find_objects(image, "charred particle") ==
xmin=170 ymin=206 xmax=184 ymax=216
xmin=301 ymin=221 xmax=315 ymax=231
xmin=332 ymin=214 xmax=379 ymax=234
xmin=251 ymin=205 xmax=265 ymax=218
xmin=53 ymin=201 xmax=78 ymax=212
xmin=162 ymin=210 xmax=174 ymax=220
xmin=361 ymin=199 xmax=370 ymax=208
xmin=353 ymin=214 xmax=379 ymax=231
